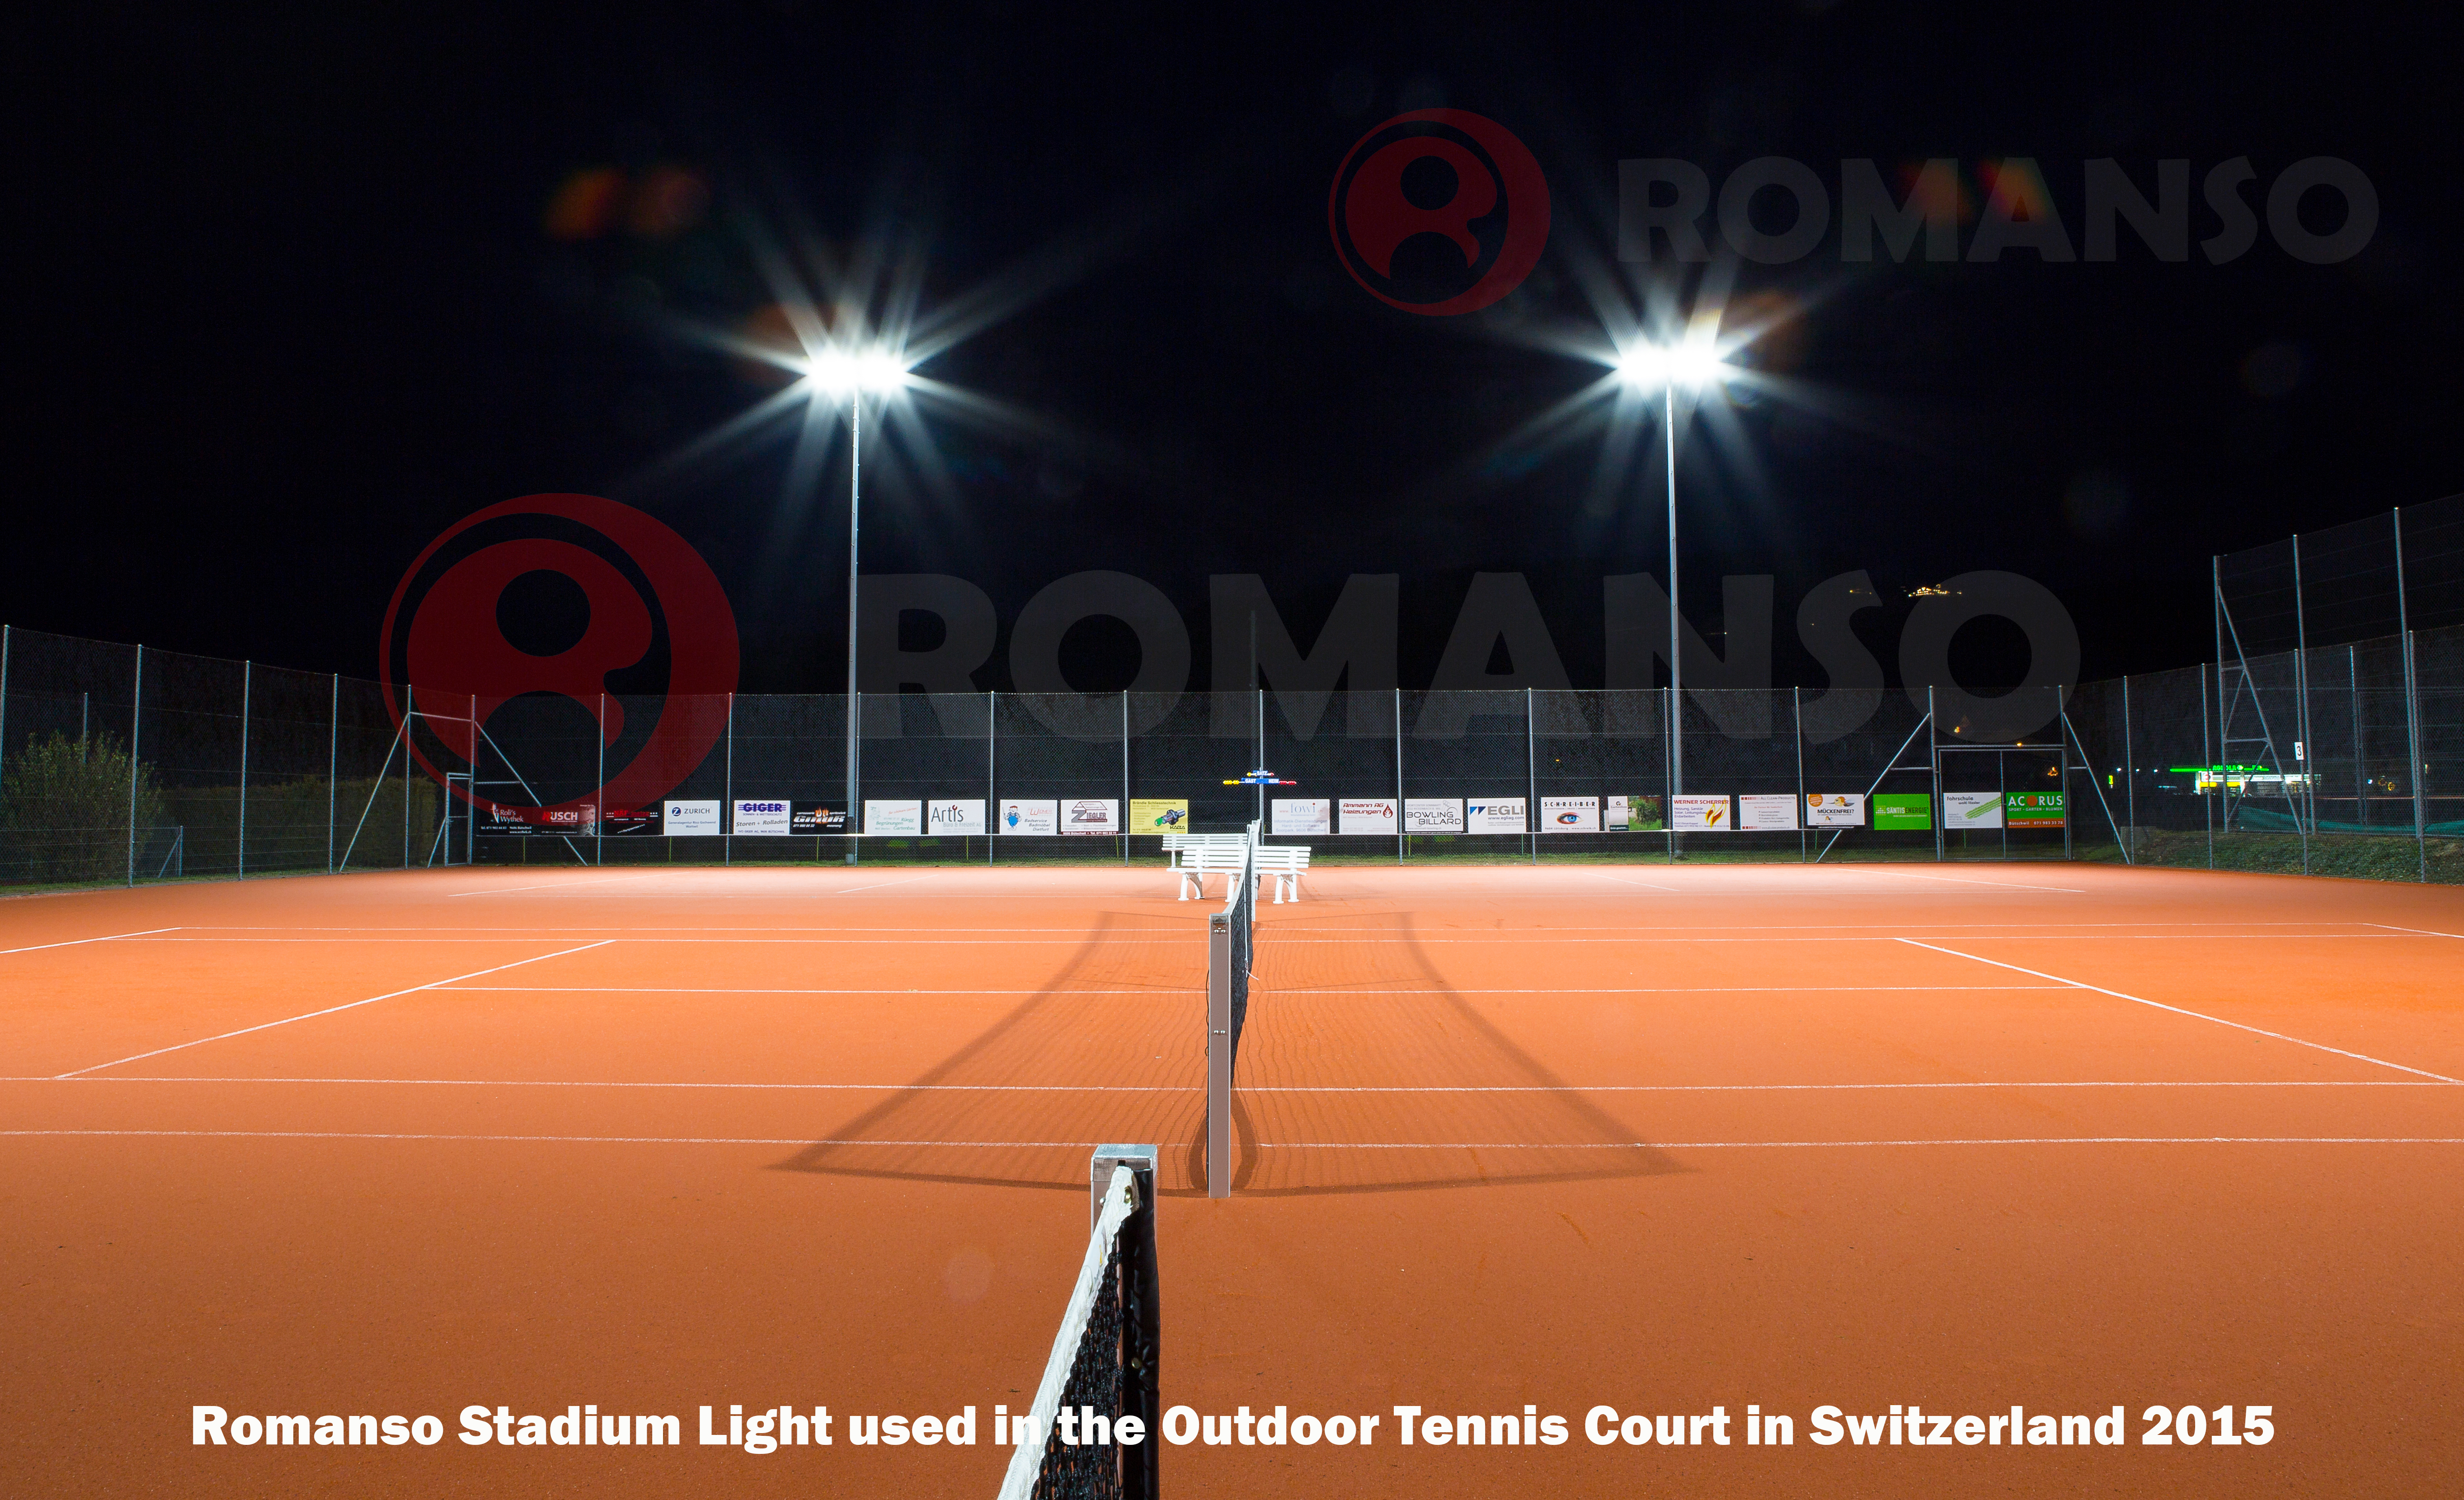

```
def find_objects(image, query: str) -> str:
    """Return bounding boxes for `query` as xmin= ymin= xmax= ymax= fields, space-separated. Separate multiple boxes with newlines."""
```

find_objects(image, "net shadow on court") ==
xmin=1216 ymin=909 xmax=1688 ymax=1196
xmin=770 ymin=912 xmax=1208 ymax=1194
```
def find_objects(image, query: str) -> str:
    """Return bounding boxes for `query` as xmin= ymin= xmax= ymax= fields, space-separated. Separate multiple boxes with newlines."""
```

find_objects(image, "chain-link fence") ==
xmin=5 ymin=618 xmax=2461 ymax=888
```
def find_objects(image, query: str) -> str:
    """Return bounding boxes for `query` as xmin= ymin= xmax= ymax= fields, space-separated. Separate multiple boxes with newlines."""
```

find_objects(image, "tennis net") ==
xmin=1203 ymin=826 xmax=1256 ymax=1198
xmin=997 ymin=1148 xmax=1161 ymax=1500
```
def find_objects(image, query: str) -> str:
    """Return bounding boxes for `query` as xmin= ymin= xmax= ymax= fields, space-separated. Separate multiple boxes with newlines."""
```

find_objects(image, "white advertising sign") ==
xmin=1805 ymin=793 xmax=1866 ymax=828
xmin=1060 ymin=798 xmax=1120 ymax=835
xmin=927 ymin=798 xmax=987 ymax=836
xmin=1540 ymin=795 xmax=1600 ymax=832
xmin=1403 ymin=798 xmax=1464 ymax=833
xmin=1271 ymin=798 xmax=1332 ymax=836
xmin=1944 ymin=791 xmax=2003 ymax=829
xmin=1339 ymin=798 xmax=1399 ymax=835
xmin=732 ymin=799 xmax=792 ymax=837
xmin=663 ymin=799 xmax=721 ymax=836
xmin=1737 ymin=794 xmax=1799 ymax=831
xmin=1672 ymin=793 xmax=1733 ymax=832
xmin=864 ymin=799 xmax=924 ymax=836
xmin=1466 ymin=798 xmax=1528 ymax=833
xmin=999 ymin=799 xmax=1059 ymax=836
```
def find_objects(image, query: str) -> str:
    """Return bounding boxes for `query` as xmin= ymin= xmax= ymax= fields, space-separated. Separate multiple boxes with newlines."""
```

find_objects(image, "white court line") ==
xmin=98 ymin=933 xmax=2431 ymax=946
xmin=447 ymin=873 xmax=680 ymax=898
xmin=1839 ymin=869 xmax=2088 ymax=894
xmin=146 ymin=920 xmax=2381 ymax=933
xmin=429 ymin=983 xmax=2059 ymax=997
xmin=1895 ymin=938 xmax=2460 ymax=1084
xmin=0 ymin=926 xmax=183 ymax=956
xmin=1257 ymin=1137 xmax=2464 ymax=1149
xmin=4 ymin=1130 xmax=2455 ymax=1150
xmin=1592 ymin=874 xmax=1680 ymax=892
xmin=2370 ymin=922 xmax=2464 ymax=940
xmin=52 ymin=941 xmax=616 ymax=1080
xmin=11 ymin=1076 xmax=2451 ymax=1092
xmin=825 ymin=874 xmax=939 ymax=896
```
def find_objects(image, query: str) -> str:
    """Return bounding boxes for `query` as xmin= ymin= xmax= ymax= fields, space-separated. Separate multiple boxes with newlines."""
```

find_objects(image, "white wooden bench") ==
xmin=1252 ymin=844 xmax=1309 ymax=903
xmin=1174 ymin=844 xmax=1253 ymax=901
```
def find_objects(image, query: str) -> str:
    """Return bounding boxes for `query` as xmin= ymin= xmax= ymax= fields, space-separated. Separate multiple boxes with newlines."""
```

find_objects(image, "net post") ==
xmin=1091 ymin=1145 xmax=1162 ymax=1500
xmin=1205 ymin=912 xmax=1232 ymax=1199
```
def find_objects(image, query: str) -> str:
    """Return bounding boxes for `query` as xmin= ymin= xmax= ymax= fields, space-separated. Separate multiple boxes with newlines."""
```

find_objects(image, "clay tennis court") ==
xmin=4 ymin=860 xmax=2460 ymax=1497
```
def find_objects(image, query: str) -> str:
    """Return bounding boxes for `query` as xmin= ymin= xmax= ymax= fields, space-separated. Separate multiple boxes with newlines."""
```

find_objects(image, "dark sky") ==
xmin=10 ymin=4 xmax=2459 ymax=693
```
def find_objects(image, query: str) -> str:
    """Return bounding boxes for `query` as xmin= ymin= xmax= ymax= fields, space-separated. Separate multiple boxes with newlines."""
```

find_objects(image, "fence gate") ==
xmin=1935 ymin=741 xmax=2071 ymax=860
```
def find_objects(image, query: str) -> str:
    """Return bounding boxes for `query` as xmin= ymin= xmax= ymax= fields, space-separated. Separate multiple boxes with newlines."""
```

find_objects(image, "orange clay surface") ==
xmin=3 ymin=860 xmax=2460 ymax=1497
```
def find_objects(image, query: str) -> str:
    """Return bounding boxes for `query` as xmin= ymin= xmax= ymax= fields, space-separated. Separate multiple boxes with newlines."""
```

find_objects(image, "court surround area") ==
xmin=3 ymin=859 xmax=2460 ymax=1497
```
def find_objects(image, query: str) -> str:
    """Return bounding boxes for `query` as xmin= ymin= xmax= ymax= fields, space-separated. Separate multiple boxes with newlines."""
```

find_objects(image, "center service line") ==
xmin=52 ymin=940 xmax=618 ymax=1079
xmin=1894 ymin=937 xmax=2461 ymax=1084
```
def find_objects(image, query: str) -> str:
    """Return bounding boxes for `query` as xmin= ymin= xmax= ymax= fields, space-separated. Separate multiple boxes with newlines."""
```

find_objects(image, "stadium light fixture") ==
xmin=798 ymin=343 xmax=914 ymax=862
xmin=1614 ymin=338 xmax=1731 ymax=803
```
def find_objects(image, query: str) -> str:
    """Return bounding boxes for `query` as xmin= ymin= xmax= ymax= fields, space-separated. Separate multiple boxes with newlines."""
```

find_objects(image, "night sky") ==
xmin=12 ymin=5 xmax=2458 ymax=693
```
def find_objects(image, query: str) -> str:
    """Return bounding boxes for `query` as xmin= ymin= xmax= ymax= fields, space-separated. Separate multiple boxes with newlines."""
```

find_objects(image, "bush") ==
xmin=0 ymin=732 xmax=171 ymax=883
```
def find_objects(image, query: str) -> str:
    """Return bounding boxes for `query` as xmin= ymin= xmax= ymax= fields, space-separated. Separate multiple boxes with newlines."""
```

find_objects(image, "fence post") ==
xmin=327 ymin=674 xmax=339 ymax=873
xmin=2393 ymin=508 xmax=2425 ymax=882
xmin=2121 ymin=675 xmax=2135 ymax=861
xmin=1394 ymin=686 xmax=1404 ymax=865
xmin=986 ymin=689 xmax=996 ymax=866
xmin=2292 ymin=533 xmax=2312 ymax=869
xmin=1929 ymin=686 xmax=1943 ymax=862
xmin=1525 ymin=687 xmax=1537 ymax=865
xmin=724 ymin=691 xmax=735 ymax=866
xmin=128 ymin=644 xmax=144 ymax=886
xmin=596 ymin=691 xmax=607 ymax=867
xmin=1121 ymin=691 xmax=1130 ymax=866
xmin=0 ymin=622 xmax=10 ymax=807
xmin=237 ymin=660 xmax=251 ymax=878
xmin=1794 ymin=686 xmax=1806 ymax=862
xmin=2207 ymin=665 xmax=2227 ymax=867
xmin=403 ymin=683 xmax=414 ymax=868
xmin=2404 ymin=630 xmax=2426 ymax=882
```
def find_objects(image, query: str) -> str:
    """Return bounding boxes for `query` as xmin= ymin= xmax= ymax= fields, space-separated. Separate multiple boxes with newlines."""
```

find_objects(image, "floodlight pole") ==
xmin=1665 ymin=381 xmax=1682 ymax=797
xmin=845 ymin=395 xmax=862 ymax=865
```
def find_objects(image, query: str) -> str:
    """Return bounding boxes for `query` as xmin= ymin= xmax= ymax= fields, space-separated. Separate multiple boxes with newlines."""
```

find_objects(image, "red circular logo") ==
xmin=1329 ymin=110 xmax=1550 ymax=315
xmin=379 ymin=494 xmax=739 ymax=822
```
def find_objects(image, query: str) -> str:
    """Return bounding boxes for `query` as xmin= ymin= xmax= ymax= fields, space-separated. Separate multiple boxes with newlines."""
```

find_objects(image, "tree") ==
xmin=0 ymin=732 xmax=170 ymax=883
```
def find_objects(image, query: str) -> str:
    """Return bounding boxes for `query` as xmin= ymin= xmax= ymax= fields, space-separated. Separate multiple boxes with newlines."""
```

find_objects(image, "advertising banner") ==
xmin=1737 ymin=794 xmax=1799 ymax=831
xmin=1608 ymin=794 xmax=1662 ymax=831
xmin=999 ymin=799 xmax=1059 ymax=836
xmin=480 ymin=803 xmax=597 ymax=836
xmin=1339 ymin=798 xmax=1399 ymax=835
xmin=1466 ymin=798 xmax=1528 ymax=833
xmin=1271 ymin=798 xmax=1332 ymax=835
xmin=1540 ymin=795 xmax=1599 ymax=832
xmin=790 ymin=803 xmax=848 ymax=833
xmin=597 ymin=805 xmax=663 ymax=836
xmin=1805 ymin=794 xmax=1866 ymax=828
xmin=927 ymin=799 xmax=987 ymax=836
xmin=1672 ymin=793 xmax=1733 ymax=832
xmin=1403 ymin=798 xmax=1464 ymax=833
xmin=2005 ymin=790 xmax=2067 ymax=828
xmin=663 ymin=799 xmax=721 ymax=836
xmin=732 ymin=799 xmax=793 ymax=836
xmin=864 ymin=800 xmax=924 ymax=836
xmin=1944 ymin=791 xmax=2003 ymax=829
xmin=1873 ymin=794 xmax=1932 ymax=830
xmin=1060 ymin=798 xmax=1120 ymax=835
xmin=1129 ymin=798 xmax=1190 ymax=833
